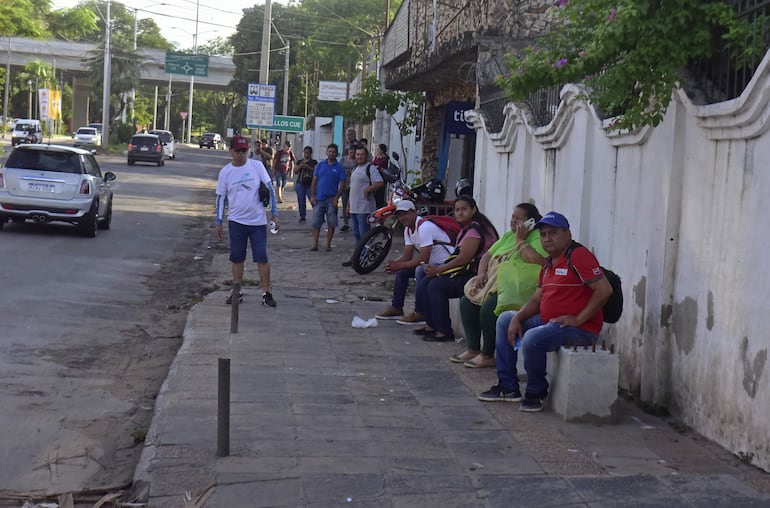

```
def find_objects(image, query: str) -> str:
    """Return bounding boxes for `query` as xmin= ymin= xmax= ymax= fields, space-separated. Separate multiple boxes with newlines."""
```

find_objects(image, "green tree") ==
xmin=497 ymin=0 xmax=766 ymax=130
xmin=47 ymin=6 xmax=99 ymax=41
xmin=0 ymin=0 xmax=50 ymax=37
xmin=229 ymin=0 xmax=389 ymax=119
xmin=339 ymin=73 xmax=424 ymax=165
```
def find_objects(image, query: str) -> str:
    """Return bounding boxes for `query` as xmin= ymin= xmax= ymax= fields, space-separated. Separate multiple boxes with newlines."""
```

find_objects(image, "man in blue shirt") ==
xmin=309 ymin=143 xmax=346 ymax=251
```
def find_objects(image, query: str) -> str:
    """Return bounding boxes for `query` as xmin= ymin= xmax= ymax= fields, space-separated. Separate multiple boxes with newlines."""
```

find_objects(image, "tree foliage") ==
xmin=228 ymin=0 xmax=394 ymax=120
xmin=339 ymin=73 xmax=424 ymax=163
xmin=0 ymin=0 xmax=51 ymax=37
xmin=497 ymin=0 xmax=767 ymax=130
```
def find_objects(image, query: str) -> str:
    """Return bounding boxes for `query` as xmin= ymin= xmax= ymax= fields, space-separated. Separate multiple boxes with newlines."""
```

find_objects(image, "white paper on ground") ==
xmin=351 ymin=316 xmax=378 ymax=328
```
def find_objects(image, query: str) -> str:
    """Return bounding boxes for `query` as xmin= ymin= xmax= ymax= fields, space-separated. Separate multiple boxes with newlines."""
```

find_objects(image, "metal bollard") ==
xmin=217 ymin=358 xmax=230 ymax=457
xmin=230 ymin=283 xmax=240 ymax=334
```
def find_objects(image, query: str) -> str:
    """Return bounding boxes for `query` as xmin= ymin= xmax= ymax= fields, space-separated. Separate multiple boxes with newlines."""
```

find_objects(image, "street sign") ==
xmin=179 ymin=111 xmax=189 ymax=120
xmin=165 ymin=52 xmax=209 ymax=77
xmin=318 ymin=81 xmax=348 ymax=101
xmin=272 ymin=115 xmax=304 ymax=132
xmin=246 ymin=83 xmax=276 ymax=129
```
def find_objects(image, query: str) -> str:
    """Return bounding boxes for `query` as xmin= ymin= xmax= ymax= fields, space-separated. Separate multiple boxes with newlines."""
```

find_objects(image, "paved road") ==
xmin=0 ymin=141 xmax=226 ymax=498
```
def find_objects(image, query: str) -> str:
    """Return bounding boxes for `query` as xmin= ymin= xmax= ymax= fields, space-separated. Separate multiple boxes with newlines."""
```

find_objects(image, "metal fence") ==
xmin=503 ymin=1 xmax=770 ymax=128
xmin=688 ymin=0 xmax=770 ymax=103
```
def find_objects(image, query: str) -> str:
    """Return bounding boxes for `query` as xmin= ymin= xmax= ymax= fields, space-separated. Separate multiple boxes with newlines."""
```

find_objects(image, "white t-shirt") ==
xmin=405 ymin=216 xmax=452 ymax=265
xmin=216 ymin=159 xmax=273 ymax=226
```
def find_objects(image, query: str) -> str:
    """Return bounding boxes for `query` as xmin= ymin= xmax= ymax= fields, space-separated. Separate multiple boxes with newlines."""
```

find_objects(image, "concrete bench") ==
xmin=450 ymin=299 xmax=618 ymax=422
xmin=448 ymin=298 xmax=465 ymax=338
xmin=546 ymin=345 xmax=619 ymax=422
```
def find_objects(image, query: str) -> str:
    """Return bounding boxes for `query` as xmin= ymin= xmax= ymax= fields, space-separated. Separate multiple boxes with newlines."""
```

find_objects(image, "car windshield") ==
xmin=78 ymin=128 xmax=96 ymax=135
xmin=7 ymin=150 xmax=81 ymax=174
xmin=17 ymin=124 xmax=35 ymax=132
xmin=150 ymin=131 xmax=172 ymax=142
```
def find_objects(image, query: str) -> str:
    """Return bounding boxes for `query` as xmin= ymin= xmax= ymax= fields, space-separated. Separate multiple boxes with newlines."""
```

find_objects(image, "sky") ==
xmin=49 ymin=0 xmax=286 ymax=50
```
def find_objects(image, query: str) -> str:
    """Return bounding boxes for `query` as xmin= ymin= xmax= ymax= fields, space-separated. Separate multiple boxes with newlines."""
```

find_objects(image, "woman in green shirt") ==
xmin=452 ymin=203 xmax=546 ymax=367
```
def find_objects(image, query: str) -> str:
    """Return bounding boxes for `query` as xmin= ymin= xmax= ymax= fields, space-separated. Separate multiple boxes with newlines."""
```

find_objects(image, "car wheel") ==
xmin=79 ymin=202 xmax=98 ymax=238
xmin=128 ymin=159 xmax=135 ymax=166
xmin=99 ymin=201 xmax=112 ymax=230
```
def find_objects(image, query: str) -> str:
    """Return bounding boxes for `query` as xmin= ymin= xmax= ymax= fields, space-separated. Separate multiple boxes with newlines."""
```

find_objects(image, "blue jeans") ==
xmin=274 ymin=171 xmax=288 ymax=189
xmin=419 ymin=272 xmax=472 ymax=335
xmin=295 ymin=182 xmax=311 ymax=219
xmin=495 ymin=311 xmax=597 ymax=397
xmin=350 ymin=213 xmax=370 ymax=246
xmin=392 ymin=264 xmax=427 ymax=313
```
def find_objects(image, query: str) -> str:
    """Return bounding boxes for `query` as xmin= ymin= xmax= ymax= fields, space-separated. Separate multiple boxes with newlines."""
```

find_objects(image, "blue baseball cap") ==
xmin=536 ymin=211 xmax=570 ymax=229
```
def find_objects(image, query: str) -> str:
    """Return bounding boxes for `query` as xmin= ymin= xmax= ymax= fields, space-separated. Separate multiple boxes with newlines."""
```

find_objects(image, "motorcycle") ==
xmin=351 ymin=153 xmax=447 ymax=274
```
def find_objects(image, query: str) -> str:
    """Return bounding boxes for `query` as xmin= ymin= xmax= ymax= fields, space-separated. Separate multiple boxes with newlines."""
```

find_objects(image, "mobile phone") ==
xmin=523 ymin=218 xmax=536 ymax=231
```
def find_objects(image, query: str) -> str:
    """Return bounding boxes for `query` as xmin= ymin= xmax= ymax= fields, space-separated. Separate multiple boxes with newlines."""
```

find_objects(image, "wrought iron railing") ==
xmin=687 ymin=0 xmax=770 ymax=103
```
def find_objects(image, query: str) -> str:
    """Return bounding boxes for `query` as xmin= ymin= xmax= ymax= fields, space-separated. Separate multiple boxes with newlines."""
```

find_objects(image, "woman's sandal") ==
xmin=449 ymin=351 xmax=478 ymax=363
xmin=412 ymin=327 xmax=435 ymax=336
xmin=464 ymin=354 xmax=496 ymax=368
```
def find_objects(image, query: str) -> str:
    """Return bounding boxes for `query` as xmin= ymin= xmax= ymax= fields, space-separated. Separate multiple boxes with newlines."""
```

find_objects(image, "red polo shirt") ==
xmin=539 ymin=245 xmax=604 ymax=335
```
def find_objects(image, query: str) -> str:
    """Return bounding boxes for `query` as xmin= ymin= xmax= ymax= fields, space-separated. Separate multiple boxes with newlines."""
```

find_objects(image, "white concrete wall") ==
xmin=466 ymin=52 xmax=770 ymax=473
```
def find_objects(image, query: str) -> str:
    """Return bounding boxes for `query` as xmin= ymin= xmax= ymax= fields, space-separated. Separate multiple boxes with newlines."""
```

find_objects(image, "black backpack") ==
xmin=366 ymin=164 xmax=388 ymax=208
xmin=565 ymin=241 xmax=623 ymax=323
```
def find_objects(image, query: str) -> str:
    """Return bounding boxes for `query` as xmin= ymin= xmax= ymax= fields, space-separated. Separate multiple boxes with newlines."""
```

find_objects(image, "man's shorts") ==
xmin=312 ymin=196 xmax=339 ymax=229
xmin=228 ymin=221 xmax=268 ymax=263
xmin=274 ymin=171 xmax=288 ymax=189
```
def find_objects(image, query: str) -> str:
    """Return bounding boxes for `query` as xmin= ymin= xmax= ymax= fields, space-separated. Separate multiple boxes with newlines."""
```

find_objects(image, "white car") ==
xmin=148 ymin=129 xmax=176 ymax=159
xmin=0 ymin=144 xmax=116 ymax=237
xmin=73 ymin=126 xmax=102 ymax=147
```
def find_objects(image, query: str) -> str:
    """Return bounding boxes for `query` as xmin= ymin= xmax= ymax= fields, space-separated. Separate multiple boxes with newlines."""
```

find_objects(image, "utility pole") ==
xmin=2 ymin=37 xmax=10 ymax=139
xmin=186 ymin=0 xmax=200 ymax=144
xmin=101 ymin=0 xmax=112 ymax=150
xmin=259 ymin=0 xmax=272 ymax=84
xmin=283 ymin=41 xmax=289 ymax=115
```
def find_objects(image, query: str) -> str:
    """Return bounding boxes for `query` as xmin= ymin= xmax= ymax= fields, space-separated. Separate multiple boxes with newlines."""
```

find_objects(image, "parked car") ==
xmin=11 ymin=119 xmax=43 ymax=146
xmin=73 ymin=126 xmax=102 ymax=147
xmin=148 ymin=129 xmax=176 ymax=159
xmin=88 ymin=123 xmax=103 ymax=135
xmin=0 ymin=144 xmax=116 ymax=237
xmin=199 ymin=132 xmax=224 ymax=149
xmin=127 ymin=134 xmax=165 ymax=166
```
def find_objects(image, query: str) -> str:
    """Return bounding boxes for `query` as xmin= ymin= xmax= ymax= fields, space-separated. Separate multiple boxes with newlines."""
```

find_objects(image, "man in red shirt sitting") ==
xmin=478 ymin=211 xmax=613 ymax=412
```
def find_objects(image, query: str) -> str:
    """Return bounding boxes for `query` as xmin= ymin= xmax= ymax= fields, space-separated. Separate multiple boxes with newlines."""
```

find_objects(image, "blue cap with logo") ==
xmin=536 ymin=211 xmax=570 ymax=229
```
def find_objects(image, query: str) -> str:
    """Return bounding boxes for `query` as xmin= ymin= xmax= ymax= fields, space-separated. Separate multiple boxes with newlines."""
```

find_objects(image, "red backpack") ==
xmin=421 ymin=215 xmax=463 ymax=245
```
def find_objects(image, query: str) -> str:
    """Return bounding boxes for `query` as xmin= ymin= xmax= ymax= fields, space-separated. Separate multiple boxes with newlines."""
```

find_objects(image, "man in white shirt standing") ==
xmin=215 ymin=135 xmax=280 ymax=307
xmin=375 ymin=200 xmax=453 ymax=324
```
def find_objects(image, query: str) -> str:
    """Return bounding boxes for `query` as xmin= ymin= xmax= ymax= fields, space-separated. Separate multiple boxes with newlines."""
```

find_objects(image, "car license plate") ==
xmin=140 ymin=146 xmax=149 ymax=151
xmin=28 ymin=182 xmax=55 ymax=193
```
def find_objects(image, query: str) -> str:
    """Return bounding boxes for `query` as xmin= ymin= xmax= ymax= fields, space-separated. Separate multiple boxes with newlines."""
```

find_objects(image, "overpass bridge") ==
xmin=3 ymin=37 xmax=235 ymax=128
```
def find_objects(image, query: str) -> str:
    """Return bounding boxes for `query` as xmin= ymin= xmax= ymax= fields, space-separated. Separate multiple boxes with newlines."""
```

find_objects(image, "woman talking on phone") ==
xmin=451 ymin=203 xmax=546 ymax=367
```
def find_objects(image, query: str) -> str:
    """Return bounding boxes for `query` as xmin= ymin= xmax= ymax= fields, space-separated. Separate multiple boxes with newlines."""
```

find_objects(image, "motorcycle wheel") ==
xmin=352 ymin=224 xmax=392 ymax=274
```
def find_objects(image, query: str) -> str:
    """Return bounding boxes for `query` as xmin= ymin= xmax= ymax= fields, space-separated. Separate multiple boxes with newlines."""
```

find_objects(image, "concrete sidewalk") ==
xmin=132 ymin=188 xmax=770 ymax=507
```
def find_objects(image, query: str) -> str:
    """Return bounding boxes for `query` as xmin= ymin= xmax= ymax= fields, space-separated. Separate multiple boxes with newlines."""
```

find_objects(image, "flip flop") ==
xmin=464 ymin=355 xmax=496 ymax=368
xmin=449 ymin=351 xmax=477 ymax=363
xmin=325 ymin=247 xmax=332 ymax=252
xmin=310 ymin=247 xmax=319 ymax=251
xmin=412 ymin=327 xmax=435 ymax=336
